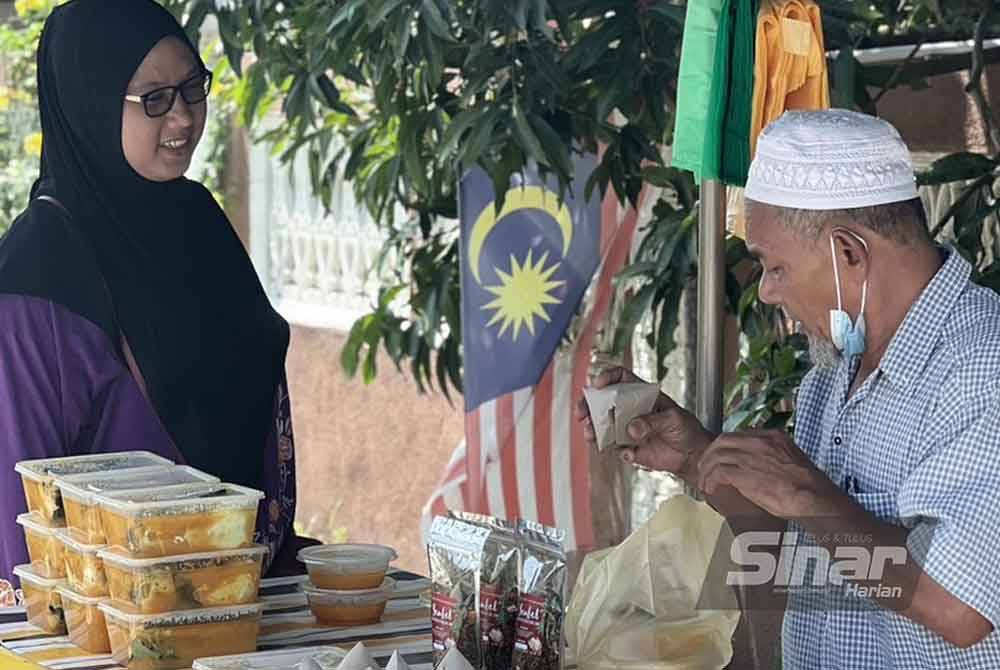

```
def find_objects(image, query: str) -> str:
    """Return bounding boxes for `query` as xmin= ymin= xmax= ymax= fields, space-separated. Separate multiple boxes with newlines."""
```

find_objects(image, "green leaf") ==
xmin=421 ymin=0 xmax=455 ymax=42
xmin=529 ymin=113 xmax=573 ymax=181
xmin=512 ymin=103 xmax=547 ymax=169
xmin=341 ymin=316 xmax=371 ymax=377
xmin=916 ymin=152 xmax=998 ymax=186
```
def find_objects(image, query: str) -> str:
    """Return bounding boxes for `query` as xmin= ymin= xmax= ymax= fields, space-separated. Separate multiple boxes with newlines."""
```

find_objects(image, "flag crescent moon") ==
xmin=468 ymin=186 xmax=573 ymax=284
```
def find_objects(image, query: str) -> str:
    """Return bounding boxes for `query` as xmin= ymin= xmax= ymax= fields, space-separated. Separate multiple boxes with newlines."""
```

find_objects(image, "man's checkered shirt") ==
xmin=783 ymin=247 xmax=1000 ymax=668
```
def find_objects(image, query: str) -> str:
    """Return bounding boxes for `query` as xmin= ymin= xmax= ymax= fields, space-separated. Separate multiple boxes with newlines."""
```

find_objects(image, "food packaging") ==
xmin=97 ymin=484 xmax=264 ymax=558
xmin=297 ymin=543 xmax=398 ymax=590
xmin=303 ymin=578 xmax=395 ymax=626
xmin=385 ymin=651 xmax=412 ymax=670
xmin=333 ymin=642 xmax=379 ymax=670
xmin=57 ymin=528 xmax=108 ymax=597
xmin=427 ymin=516 xmax=491 ymax=668
xmin=12 ymin=564 xmax=66 ymax=634
xmin=582 ymin=383 xmax=661 ymax=451
xmin=17 ymin=512 xmax=66 ymax=579
xmin=566 ymin=495 xmax=740 ymax=670
xmin=15 ymin=451 xmax=174 ymax=525
xmin=511 ymin=520 xmax=567 ymax=670
xmin=99 ymin=601 xmax=263 ymax=670
xmin=99 ymin=545 xmax=267 ymax=613
xmin=58 ymin=465 xmax=221 ymax=544
xmin=450 ymin=512 xmax=520 ymax=670
xmin=56 ymin=585 xmax=111 ymax=653
xmin=192 ymin=646 xmax=347 ymax=670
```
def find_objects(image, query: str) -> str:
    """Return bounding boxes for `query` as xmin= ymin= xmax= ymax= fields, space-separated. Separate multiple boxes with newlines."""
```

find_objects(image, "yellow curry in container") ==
xmin=56 ymin=528 xmax=108 ymax=597
xmin=57 ymin=465 xmax=220 ymax=544
xmin=12 ymin=564 xmax=66 ymax=635
xmin=56 ymin=585 xmax=111 ymax=654
xmin=95 ymin=484 xmax=263 ymax=558
xmin=17 ymin=513 xmax=66 ymax=579
xmin=98 ymin=545 xmax=266 ymax=613
xmin=15 ymin=452 xmax=173 ymax=525
xmin=99 ymin=601 xmax=263 ymax=670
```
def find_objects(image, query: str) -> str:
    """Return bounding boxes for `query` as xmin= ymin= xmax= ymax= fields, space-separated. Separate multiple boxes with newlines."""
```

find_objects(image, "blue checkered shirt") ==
xmin=783 ymin=247 xmax=1000 ymax=669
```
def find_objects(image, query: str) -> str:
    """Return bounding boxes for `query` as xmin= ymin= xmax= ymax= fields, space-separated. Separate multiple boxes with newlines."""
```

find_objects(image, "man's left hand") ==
xmin=696 ymin=429 xmax=841 ymax=519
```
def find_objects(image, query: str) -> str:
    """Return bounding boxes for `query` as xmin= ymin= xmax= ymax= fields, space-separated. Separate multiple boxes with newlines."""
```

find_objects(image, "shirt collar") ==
xmin=877 ymin=245 xmax=971 ymax=391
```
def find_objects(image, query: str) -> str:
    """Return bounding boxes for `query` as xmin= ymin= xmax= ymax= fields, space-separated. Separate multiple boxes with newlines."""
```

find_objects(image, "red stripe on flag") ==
xmin=568 ymin=188 xmax=648 ymax=550
xmin=497 ymin=394 xmax=520 ymax=520
xmin=533 ymin=364 xmax=556 ymax=527
xmin=465 ymin=409 xmax=483 ymax=514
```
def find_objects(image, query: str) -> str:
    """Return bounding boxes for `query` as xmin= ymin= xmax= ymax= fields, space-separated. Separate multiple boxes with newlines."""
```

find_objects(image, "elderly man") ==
xmin=579 ymin=109 xmax=1000 ymax=668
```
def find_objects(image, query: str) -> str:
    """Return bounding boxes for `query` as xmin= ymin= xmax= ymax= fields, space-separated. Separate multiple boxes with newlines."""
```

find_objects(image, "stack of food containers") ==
xmin=298 ymin=543 xmax=400 ymax=627
xmin=12 ymin=452 xmax=268 ymax=670
xmin=13 ymin=452 xmax=175 ymax=643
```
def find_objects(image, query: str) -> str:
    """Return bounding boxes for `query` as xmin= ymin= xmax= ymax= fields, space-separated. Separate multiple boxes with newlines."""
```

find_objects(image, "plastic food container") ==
xmin=99 ymin=545 xmax=267 ymax=613
xmin=303 ymin=578 xmax=395 ymax=626
xmin=57 ymin=528 xmax=108 ymax=597
xmin=12 ymin=564 xmax=66 ymax=634
xmin=192 ymin=646 xmax=347 ymax=670
xmin=17 ymin=513 xmax=66 ymax=579
xmin=16 ymin=451 xmax=174 ymax=525
xmin=297 ymin=543 xmax=398 ymax=590
xmin=99 ymin=601 xmax=263 ymax=670
xmin=58 ymin=466 xmax=221 ymax=544
xmin=97 ymin=484 xmax=264 ymax=558
xmin=56 ymin=585 xmax=111 ymax=653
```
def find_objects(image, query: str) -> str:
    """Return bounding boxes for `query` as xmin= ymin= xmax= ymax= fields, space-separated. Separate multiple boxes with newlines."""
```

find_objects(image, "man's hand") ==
xmin=575 ymin=366 xmax=713 ymax=476
xmin=696 ymin=429 xmax=841 ymax=519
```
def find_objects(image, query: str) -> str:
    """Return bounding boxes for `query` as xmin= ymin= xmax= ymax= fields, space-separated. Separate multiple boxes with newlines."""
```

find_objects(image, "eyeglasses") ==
xmin=124 ymin=70 xmax=213 ymax=118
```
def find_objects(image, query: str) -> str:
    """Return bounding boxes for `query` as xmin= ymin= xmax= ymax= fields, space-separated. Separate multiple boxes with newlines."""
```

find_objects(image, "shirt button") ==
xmin=833 ymin=436 xmax=843 ymax=445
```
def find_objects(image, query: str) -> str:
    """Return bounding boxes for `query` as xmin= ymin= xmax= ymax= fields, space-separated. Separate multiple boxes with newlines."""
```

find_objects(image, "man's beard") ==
xmin=807 ymin=334 xmax=842 ymax=369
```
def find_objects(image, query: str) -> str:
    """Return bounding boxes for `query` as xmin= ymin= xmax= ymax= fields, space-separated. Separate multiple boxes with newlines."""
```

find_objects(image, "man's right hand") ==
xmin=575 ymin=366 xmax=715 ymax=479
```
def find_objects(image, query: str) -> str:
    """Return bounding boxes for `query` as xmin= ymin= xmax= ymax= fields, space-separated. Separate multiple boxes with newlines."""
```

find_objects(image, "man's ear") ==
xmin=830 ymin=227 xmax=870 ymax=271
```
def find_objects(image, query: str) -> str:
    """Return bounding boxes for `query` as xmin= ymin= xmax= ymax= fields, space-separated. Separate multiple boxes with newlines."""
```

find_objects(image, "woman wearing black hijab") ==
xmin=0 ymin=0 xmax=313 ymax=588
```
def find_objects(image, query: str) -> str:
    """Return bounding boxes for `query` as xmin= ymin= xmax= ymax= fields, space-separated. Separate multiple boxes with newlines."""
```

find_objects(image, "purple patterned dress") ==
xmin=0 ymin=294 xmax=297 ymax=599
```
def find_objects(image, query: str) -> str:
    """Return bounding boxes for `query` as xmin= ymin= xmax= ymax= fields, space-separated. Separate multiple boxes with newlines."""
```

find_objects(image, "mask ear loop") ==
xmin=830 ymin=235 xmax=844 ymax=312
xmin=831 ymin=230 xmax=871 ymax=317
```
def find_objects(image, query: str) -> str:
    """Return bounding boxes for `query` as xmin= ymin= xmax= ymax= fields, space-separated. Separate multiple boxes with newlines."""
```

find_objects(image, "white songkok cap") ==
xmin=744 ymin=109 xmax=919 ymax=210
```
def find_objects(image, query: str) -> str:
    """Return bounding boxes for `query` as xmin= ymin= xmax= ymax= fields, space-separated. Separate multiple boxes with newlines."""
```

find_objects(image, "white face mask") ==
xmin=829 ymin=232 xmax=869 ymax=358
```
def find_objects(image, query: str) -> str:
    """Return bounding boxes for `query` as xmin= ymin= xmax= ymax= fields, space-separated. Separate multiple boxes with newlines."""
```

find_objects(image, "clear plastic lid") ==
xmin=97 ymin=545 xmax=268 ymax=571
xmin=98 ymin=600 xmax=264 ymax=629
xmin=16 ymin=512 xmax=60 ymax=537
xmin=297 ymin=543 xmax=398 ymax=574
xmin=95 ymin=483 xmax=262 ymax=517
xmin=15 ymin=451 xmax=174 ymax=484
xmin=57 ymin=465 xmax=220 ymax=504
xmin=13 ymin=563 xmax=65 ymax=589
xmin=192 ymin=646 xmax=347 ymax=670
xmin=55 ymin=585 xmax=106 ymax=607
xmin=303 ymin=578 xmax=396 ymax=606
xmin=55 ymin=528 xmax=105 ymax=555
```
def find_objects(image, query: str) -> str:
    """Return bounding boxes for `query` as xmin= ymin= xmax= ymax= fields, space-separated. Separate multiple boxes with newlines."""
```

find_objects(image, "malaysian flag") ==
xmin=422 ymin=152 xmax=658 ymax=553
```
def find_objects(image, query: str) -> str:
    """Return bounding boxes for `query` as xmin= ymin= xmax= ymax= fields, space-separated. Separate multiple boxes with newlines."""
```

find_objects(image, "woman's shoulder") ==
xmin=0 ymin=200 xmax=119 ymax=345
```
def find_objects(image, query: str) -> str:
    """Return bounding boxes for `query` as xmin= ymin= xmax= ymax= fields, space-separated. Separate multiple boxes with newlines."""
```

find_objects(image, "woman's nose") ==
xmin=166 ymin=93 xmax=194 ymax=127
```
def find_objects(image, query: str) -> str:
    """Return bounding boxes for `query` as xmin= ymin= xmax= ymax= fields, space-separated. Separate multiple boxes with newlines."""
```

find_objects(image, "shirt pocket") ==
xmin=850 ymin=490 xmax=899 ymax=524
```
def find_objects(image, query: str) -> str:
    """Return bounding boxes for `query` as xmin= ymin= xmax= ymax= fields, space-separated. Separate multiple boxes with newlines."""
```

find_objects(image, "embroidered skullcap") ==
xmin=744 ymin=109 xmax=919 ymax=210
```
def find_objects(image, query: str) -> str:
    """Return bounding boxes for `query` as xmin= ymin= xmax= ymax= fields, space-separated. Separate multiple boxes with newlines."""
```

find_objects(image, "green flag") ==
xmin=671 ymin=0 xmax=725 ymax=180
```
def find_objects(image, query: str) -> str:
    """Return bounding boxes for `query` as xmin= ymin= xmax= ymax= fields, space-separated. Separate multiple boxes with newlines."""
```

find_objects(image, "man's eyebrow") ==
xmin=131 ymin=66 xmax=201 ymax=90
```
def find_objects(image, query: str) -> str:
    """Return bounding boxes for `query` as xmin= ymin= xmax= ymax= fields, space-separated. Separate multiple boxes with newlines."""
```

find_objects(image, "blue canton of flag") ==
xmin=460 ymin=153 xmax=602 ymax=412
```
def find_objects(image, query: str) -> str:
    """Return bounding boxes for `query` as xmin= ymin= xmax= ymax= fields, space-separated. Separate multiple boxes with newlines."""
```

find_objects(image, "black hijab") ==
xmin=0 ymin=0 xmax=289 ymax=492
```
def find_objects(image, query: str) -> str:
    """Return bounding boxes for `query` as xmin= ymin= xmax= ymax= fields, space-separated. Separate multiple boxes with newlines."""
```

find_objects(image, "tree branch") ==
xmin=965 ymin=1 xmax=1000 ymax=155
xmin=872 ymin=35 xmax=928 ymax=106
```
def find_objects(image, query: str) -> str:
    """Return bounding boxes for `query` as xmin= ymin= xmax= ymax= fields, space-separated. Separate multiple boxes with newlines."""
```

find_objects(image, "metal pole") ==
xmin=696 ymin=179 xmax=726 ymax=434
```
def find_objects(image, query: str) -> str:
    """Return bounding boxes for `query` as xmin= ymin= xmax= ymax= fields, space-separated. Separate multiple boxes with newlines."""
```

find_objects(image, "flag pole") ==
xmin=696 ymin=178 xmax=726 ymax=434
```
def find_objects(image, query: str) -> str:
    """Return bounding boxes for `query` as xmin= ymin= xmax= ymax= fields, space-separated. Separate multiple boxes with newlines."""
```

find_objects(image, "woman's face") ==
xmin=122 ymin=36 xmax=207 ymax=182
